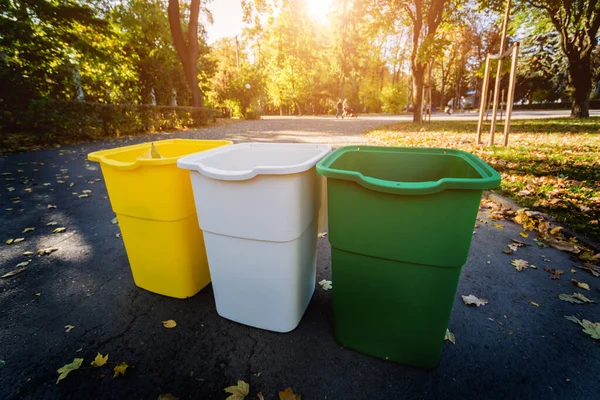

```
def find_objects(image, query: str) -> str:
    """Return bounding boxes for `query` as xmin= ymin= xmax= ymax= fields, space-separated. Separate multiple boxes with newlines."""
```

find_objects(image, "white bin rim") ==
xmin=177 ymin=142 xmax=332 ymax=181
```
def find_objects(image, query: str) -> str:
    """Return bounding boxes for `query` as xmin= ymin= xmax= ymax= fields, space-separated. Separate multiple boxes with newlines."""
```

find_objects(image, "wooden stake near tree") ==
xmin=476 ymin=0 xmax=519 ymax=147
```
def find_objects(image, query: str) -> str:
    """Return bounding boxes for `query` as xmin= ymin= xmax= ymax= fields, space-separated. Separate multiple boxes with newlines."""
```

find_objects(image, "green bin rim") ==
xmin=316 ymin=146 xmax=501 ymax=195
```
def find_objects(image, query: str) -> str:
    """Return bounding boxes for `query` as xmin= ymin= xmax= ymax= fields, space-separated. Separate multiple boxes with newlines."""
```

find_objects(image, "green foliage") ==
xmin=1 ymin=100 xmax=215 ymax=145
xmin=380 ymin=83 xmax=409 ymax=114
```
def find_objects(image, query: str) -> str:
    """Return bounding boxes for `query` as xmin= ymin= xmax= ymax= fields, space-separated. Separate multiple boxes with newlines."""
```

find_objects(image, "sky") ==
xmin=203 ymin=0 xmax=332 ymax=44
xmin=203 ymin=0 xmax=245 ymax=44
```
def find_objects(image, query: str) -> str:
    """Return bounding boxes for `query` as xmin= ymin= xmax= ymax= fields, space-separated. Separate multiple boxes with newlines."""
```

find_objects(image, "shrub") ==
xmin=0 ymin=100 xmax=217 ymax=144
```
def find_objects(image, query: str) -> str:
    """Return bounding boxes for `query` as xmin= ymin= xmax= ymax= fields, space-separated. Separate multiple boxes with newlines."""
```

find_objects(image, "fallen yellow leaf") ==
xmin=22 ymin=228 xmax=35 ymax=233
xmin=511 ymin=259 xmax=529 ymax=272
xmin=91 ymin=352 xmax=108 ymax=367
xmin=257 ymin=393 xmax=265 ymax=400
xmin=46 ymin=222 xmax=57 ymax=226
xmin=158 ymin=394 xmax=180 ymax=400
xmin=56 ymin=358 xmax=83 ymax=384
xmin=530 ymin=301 xmax=539 ymax=307
xmin=445 ymin=328 xmax=456 ymax=344
xmin=520 ymin=231 xmax=529 ymax=238
xmin=37 ymin=248 xmax=59 ymax=256
xmin=5 ymin=239 xmax=14 ymax=245
xmin=162 ymin=320 xmax=177 ymax=329
xmin=1 ymin=267 xmax=27 ymax=278
xmin=279 ymin=387 xmax=301 ymax=400
xmin=113 ymin=362 xmax=128 ymax=378
xmin=224 ymin=380 xmax=249 ymax=400
xmin=571 ymin=279 xmax=590 ymax=291
xmin=23 ymin=251 xmax=34 ymax=256
xmin=52 ymin=227 xmax=66 ymax=233
xmin=65 ymin=325 xmax=75 ymax=333
xmin=13 ymin=238 xmax=25 ymax=243
xmin=493 ymin=222 xmax=504 ymax=229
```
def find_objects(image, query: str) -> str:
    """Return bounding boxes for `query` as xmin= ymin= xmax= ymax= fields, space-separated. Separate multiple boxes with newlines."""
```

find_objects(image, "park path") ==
xmin=1 ymin=116 xmax=599 ymax=400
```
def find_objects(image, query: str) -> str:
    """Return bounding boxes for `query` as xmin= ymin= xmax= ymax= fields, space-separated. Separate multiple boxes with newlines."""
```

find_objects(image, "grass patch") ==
xmin=367 ymin=118 xmax=600 ymax=243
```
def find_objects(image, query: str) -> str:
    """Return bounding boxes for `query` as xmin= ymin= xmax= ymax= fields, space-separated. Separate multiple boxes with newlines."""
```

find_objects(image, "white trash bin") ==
xmin=177 ymin=143 xmax=332 ymax=332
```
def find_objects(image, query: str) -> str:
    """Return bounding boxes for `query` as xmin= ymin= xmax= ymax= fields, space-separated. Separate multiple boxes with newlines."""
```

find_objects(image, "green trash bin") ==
xmin=316 ymin=146 xmax=501 ymax=368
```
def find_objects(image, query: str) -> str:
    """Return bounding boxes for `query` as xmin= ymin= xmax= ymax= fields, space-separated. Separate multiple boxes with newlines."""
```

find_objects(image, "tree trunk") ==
xmin=167 ymin=0 xmax=203 ymax=107
xmin=412 ymin=64 xmax=425 ymax=123
xmin=568 ymin=55 xmax=591 ymax=118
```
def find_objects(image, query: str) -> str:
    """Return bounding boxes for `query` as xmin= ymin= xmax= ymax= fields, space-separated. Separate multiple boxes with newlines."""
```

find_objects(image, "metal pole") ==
xmin=503 ymin=42 xmax=520 ymax=146
xmin=476 ymin=55 xmax=491 ymax=143
xmin=489 ymin=0 xmax=512 ymax=146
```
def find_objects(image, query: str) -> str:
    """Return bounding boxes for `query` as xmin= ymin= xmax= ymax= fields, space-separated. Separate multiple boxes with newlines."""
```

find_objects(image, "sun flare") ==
xmin=305 ymin=0 xmax=333 ymax=23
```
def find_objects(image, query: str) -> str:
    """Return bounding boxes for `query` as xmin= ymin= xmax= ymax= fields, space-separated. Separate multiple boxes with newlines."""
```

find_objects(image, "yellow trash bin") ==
xmin=88 ymin=139 xmax=232 ymax=298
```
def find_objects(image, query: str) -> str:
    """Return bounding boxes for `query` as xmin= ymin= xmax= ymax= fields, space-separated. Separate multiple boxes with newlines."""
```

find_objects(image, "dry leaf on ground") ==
xmin=257 ymin=393 xmax=265 ymax=400
xmin=318 ymin=279 xmax=332 ymax=290
xmin=544 ymin=267 xmax=564 ymax=279
xmin=113 ymin=362 xmax=128 ymax=378
xmin=317 ymin=232 xmax=327 ymax=238
xmin=162 ymin=320 xmax=177 ymax=328
xmin=91 ymin=352 xmax=108 ymax=367
xmin=577 ymin=263 xmax=600 ymax=278
xmin=445 ymin=329 xmax=456 ymax=344
xmin=46 ymin=222 xmax=57 ymax=226
xmin=571 ymin=279 xmax=590 ymax=290
xmin=279 ymin=387 xmax=301 ymax=400
xmin=511 ymin=259 xmax=529 ymax=271
xmin=65 ymin=325 xmax=75 ymax=333
xmin=13 ymin=238 xmax=25 ymax=243
xmin=564 ymin=315 xmax=600 ymax=340
xmin=158 ymin=394 xmax=179 ymax=400
xmin=37 ymin=248 xmax=59 ymax=256
xmin=224 ymin=380 xmax=250 ymax=400
xmin=22 ymin=228 xmax=35 ymax=233
xmin=462 ymin=294 xmax=488 ymax=307
xmin=52 ymin=227 xmax=66 ymax=233
xmin=56 ymin=358 xmax=83 ymax=384
xmin=111 ymin=217 xmax=118 ymax=224
xmin=1 ymin=267 xmax=27 ymax=278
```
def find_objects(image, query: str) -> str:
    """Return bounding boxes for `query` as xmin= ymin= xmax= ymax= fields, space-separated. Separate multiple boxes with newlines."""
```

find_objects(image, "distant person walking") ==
xmin=336 ymin=99 xmax=343 ymax=119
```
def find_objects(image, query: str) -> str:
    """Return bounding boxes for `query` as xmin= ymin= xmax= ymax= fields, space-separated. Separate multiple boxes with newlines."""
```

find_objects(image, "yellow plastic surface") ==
xmin=117 ymin=213 xmax=211 ymax=298
xmin=88 ymin=139 xmax=232 ymax=221
xmin=88 ymin=139 xmax=231 ymax=298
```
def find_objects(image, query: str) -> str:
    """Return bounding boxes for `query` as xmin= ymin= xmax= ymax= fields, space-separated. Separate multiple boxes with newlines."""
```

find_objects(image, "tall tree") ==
xmin=522 ymin=0 xmax=600 ymax=117
xmin=167 ymin=0 xmax=203 ymax=106
xmin=397 ymin=0 xmax=452 ymax=122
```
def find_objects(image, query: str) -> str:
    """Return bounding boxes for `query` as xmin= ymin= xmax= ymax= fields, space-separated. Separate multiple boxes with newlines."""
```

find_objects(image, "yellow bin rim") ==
xmin=88 ymin=139 xmax=233 ymax=170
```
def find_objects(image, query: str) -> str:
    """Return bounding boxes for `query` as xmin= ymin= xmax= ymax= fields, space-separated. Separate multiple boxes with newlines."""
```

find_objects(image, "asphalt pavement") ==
xmin=1 ymin=116 xmax=599 ymax=399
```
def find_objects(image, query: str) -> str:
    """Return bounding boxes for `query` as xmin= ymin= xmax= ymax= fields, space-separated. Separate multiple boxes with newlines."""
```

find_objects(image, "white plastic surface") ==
xmin=178 ymin=142 xmax=330 ymax=331
xmin=177 ymin=142 xmax=332 ymax=181
xmin=204 ymin=218 xmax=318 ymax=332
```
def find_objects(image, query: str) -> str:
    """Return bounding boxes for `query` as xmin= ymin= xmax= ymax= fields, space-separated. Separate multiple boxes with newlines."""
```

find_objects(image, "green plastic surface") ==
xmin=317 ymin=146 xmax=500 ymax=368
